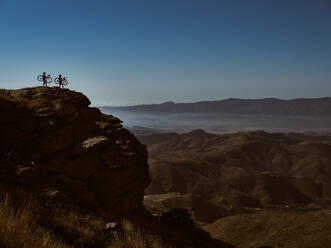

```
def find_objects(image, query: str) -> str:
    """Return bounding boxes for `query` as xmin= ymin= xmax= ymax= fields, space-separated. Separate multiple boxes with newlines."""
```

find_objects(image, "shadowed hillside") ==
xmin=139 ymin=130 xmax=331 ymax=221
xmin=138 ymin=129 xmax=331 ymax=247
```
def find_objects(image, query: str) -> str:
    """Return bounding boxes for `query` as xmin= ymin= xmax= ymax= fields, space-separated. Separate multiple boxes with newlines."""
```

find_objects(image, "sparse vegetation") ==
xmin=0 ymin=193 xmax=70 ymax=248
xmin=0 ymin=191 xmax=170 ymax=248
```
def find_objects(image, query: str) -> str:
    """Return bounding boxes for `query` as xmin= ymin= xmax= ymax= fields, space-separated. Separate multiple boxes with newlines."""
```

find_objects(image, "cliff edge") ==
xmin=0 ymin=87 xmax=150 ymax=214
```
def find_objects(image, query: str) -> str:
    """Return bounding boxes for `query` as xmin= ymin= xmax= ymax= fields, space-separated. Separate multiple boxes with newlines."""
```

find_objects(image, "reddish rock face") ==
xmin=0 ymin=87 xmax=150 ymax=214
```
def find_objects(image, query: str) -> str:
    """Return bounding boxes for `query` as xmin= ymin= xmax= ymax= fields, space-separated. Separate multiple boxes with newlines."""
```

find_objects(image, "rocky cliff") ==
xmin=0 ymin=87 xmax=150 ymax=215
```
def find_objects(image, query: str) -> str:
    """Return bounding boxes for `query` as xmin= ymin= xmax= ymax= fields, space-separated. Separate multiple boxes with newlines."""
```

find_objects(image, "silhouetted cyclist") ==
xmin=58 ymin=74 xmax=63 ymax=88
xmin=37 ymin=72 xmax=52 ymax=87
xmin=54 ymin=74 xmax=68 ymax=89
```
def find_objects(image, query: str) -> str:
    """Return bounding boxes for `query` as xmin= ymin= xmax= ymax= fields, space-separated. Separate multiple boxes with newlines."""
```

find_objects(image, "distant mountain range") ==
xmin=102 ymin=97 xmax=331 ymax=115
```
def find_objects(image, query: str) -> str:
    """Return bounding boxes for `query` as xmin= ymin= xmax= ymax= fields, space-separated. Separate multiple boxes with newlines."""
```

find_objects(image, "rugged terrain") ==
xmin=142 ymin=130 xmax=331 ymax=207
xmin=0 ymin=87 xmax=230 ymax=248
xmin=138 ymin=129 xmax=331 ymax=247
xmin=3 ymin=87 xmax=331 ymax=248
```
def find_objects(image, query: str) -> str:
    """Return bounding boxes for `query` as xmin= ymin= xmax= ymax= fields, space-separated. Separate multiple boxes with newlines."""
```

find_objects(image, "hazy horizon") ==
xmin=98 ymin=96 xmax=331 ymax=107
xmin=100 ymin=108 xmax=331 ymax=134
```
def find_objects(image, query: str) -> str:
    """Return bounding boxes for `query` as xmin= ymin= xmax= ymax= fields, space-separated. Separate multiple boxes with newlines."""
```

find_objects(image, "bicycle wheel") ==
xmin=63 ymin=79 xmax=68 ymax=86
xmin=47 ymin=76 xmax=52 ymax=83
xmin=54 ymin=78 xmax=60 ymax=85
xmin=37 ymin=75 xmax=43 ymax=82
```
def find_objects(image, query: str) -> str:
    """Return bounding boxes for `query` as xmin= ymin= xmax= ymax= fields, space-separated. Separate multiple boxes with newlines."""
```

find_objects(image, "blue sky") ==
xmin=0 ymin=0 xmax=330 ymax=105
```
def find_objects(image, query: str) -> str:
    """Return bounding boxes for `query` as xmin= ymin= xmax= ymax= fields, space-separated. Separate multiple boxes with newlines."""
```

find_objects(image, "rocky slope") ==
xmin=0 ymin=87 xmax=150 ymax=215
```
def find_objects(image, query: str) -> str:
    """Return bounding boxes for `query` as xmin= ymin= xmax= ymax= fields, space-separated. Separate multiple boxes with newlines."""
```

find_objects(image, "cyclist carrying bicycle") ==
xmin=37 ymin=72 xmax=52 ymax=87
xmin=58 ymin=74 xmax=63 ymax=88
xmin=42 ymin=72 xmax=48 ymax=86
xmin=54 ymin=74 xmax=68 ymax=89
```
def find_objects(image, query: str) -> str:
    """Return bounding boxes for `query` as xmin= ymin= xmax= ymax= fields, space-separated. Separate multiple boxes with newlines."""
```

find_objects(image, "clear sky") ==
xmin=0 ymin=0 xmax=330 ymax=106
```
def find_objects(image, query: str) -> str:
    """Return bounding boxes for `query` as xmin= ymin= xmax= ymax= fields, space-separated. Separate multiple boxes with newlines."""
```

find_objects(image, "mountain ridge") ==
xmin=101 ymin=97 xmax=331 ymax=116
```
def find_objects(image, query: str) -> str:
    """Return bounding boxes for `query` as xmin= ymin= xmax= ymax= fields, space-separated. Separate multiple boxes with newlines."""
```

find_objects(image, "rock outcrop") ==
xmin=0 ymin=87 xmax=149 ymax=215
